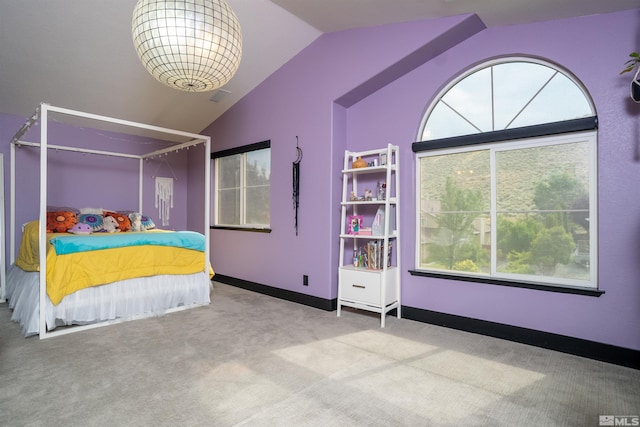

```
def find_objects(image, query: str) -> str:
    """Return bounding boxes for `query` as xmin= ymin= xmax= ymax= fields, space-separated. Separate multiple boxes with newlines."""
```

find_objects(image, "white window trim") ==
xmin=414 ymin=131 xmax=597 ymax=289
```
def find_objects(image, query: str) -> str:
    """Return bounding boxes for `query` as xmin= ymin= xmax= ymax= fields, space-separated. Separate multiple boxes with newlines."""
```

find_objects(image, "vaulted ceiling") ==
xmin=1 ymin=0 xmax=638 ymax=135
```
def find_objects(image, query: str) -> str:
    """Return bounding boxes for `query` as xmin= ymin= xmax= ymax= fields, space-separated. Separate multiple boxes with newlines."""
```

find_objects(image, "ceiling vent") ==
xmin=209 ymin=89 xmax=232 ymax=103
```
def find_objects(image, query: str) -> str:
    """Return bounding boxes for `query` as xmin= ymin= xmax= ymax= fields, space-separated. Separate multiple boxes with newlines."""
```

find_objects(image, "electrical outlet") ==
xmin=303 ymin=275 xmax=309 ymax=286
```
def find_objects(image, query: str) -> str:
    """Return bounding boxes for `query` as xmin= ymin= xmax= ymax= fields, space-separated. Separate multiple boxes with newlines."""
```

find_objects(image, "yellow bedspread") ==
xmin=16 ymin=221 xmax=214 ymax=305
xmin=15 ymin=221 xmax=44 ymax=272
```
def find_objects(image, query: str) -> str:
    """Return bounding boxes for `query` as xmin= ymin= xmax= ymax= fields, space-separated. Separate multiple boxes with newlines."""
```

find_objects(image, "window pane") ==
xmin=493 ymin=62 xmax=555 ymax=129
xmin=422 ymin=102 xmax=482 ymax=140
xmin=246 ymin=148 xmax=270 ymax=226
xmin=418 ymin=150 xmax=491 ymax=273
xmin=509 ymin=73 xmax=594 ymax=128
xmin=246 ymin=149 xmax=271 ymax=186
xmin=246 ymin=185 xmax=270 ymax=225
xmin=495 ymin=142 xmax=590 ymax=281
xmin=214 ymin=145 xmax=271 ymax=228
xmin=423 ymin=59 xmax=594 ymax=140
xmin=218 ymin=188 xmax=240 ymax=225
xmin=441 ymin=67 xmax=493 ymax=132
xmin=218 ymin=155 xmax=241 ymax=189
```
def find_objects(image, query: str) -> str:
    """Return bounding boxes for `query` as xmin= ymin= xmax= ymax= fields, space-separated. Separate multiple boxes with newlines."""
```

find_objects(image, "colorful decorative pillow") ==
xmin=78 ymin=213 xmax=104 ymax=232
xmin=46 ymin=211 xmax=77 ymax=233
xmin=140 ymin=214 xmax=156 ymax=230
xmin=103 ymin=211 xmax=131 ymax=232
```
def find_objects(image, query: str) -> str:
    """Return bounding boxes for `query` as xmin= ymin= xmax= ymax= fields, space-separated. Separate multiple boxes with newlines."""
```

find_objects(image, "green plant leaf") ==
xmin=621 ymin=52 xmax=640 ymax=74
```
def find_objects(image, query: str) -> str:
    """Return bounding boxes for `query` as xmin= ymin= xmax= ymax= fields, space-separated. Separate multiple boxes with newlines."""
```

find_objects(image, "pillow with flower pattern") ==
xmin=78 ymin=213 xmax=105 ymax=232
xmin=46 ymin=211 xmax=77 ymax=233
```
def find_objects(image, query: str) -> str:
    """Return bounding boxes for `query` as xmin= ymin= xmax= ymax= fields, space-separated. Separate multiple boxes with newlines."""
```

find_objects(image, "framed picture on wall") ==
xmin=348 ymin=215 xmax=363 ymax=234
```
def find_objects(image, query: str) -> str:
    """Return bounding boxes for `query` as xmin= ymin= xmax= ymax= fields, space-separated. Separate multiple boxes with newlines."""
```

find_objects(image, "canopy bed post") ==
xmin=9 ymin=142 xmax=15 ymax=265
xmin=9 ymin=107 xmax=40 ymax=265
xmin=38 ymin=104 xmax=49 ymax=338
xmin=204 ymin=136 xmax=211 ymax=272
xmin=139 ymin=158 xmax=144 ymax=213
xmin=0 ymin=155 xmax=5 ymax=302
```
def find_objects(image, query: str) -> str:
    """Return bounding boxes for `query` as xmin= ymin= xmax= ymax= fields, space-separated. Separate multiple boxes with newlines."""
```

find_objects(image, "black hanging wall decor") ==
xmin=292 ymin=136 xmax=303 ymax=235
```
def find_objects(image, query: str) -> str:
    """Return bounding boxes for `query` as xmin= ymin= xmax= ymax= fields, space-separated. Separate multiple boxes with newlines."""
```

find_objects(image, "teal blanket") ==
xmin=50 ymin=231 xmax=206 ymax=255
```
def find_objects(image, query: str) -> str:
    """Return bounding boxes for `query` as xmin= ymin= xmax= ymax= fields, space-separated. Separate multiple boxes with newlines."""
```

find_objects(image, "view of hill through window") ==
xmin=417 ymin=58 xmax=596 ymax=288
xmin=419 ymin=140 xmax=590 ymax=281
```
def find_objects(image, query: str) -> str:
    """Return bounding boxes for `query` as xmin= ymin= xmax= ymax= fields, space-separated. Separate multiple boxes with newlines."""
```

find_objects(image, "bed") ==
xmin=4 ymin=103 xmax=213 ymax=338
xmin=7 ymin=220 xmax=213 ymax=337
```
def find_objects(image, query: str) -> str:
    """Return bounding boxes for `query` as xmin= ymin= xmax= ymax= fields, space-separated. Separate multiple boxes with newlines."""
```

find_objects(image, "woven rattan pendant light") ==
xmin=132 ymin=0 xmax=242 ymax=92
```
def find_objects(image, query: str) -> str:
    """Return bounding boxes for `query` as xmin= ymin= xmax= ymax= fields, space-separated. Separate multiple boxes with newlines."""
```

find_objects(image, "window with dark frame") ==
xmin=212 ymin=140 xmax=271 ymax=232
xmin=412 ymin=58 xmax=600 ymax=294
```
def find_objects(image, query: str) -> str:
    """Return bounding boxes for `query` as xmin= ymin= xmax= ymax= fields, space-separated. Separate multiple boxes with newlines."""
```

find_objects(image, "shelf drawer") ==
xmin=339 ymin=267 xmax=396 ymax=306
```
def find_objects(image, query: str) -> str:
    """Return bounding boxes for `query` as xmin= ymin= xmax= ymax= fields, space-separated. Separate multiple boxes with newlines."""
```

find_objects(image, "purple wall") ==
xmin=194 ymin=14 xmax=481 ymax=295
xmin=345 ymin=10 xmax=640 ymax=351
xmin=193 ymin=9 xmax=640 ymax=351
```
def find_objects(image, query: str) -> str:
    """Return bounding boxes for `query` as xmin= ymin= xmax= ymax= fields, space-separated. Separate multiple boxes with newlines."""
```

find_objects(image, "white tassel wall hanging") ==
xmin=155 ymin=176 xmax=174 ymax=226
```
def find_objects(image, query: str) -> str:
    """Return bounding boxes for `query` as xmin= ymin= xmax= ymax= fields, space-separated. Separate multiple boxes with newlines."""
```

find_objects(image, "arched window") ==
xmin=413 ymin=57 xmax=599 ymax=293
xmin=421 ymin=59 xmax=594 ymax=140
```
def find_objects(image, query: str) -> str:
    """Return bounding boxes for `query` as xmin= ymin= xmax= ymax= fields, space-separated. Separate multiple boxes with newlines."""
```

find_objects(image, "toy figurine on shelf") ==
xmin=350 ymin=191 xmax=357 ymax=201
xmin=364 ymin=189 xmax=372 ymax=201
xmin=352 ymin=156 xmax=367 ymax=168
xmin=377 ymin=181 xmax=386 ymax=200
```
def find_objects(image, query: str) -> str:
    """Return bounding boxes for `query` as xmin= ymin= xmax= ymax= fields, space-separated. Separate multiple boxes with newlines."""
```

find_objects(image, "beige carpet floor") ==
xmin=0 ymin=281 xmax=638 ymax=426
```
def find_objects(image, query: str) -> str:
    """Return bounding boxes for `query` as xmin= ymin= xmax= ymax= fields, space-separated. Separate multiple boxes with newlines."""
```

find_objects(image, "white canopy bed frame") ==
xmin=5 ymin=102 xmax=211 ymax=339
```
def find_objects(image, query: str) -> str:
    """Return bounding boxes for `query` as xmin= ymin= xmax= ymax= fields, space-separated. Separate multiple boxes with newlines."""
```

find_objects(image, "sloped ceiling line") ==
xmin=335 ymin=14 xmax=486 ymax=108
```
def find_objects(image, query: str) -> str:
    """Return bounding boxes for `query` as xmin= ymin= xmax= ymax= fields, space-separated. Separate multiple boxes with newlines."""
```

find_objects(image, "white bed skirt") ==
xmin=6 ymin=264 xmax=211 ymax=337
